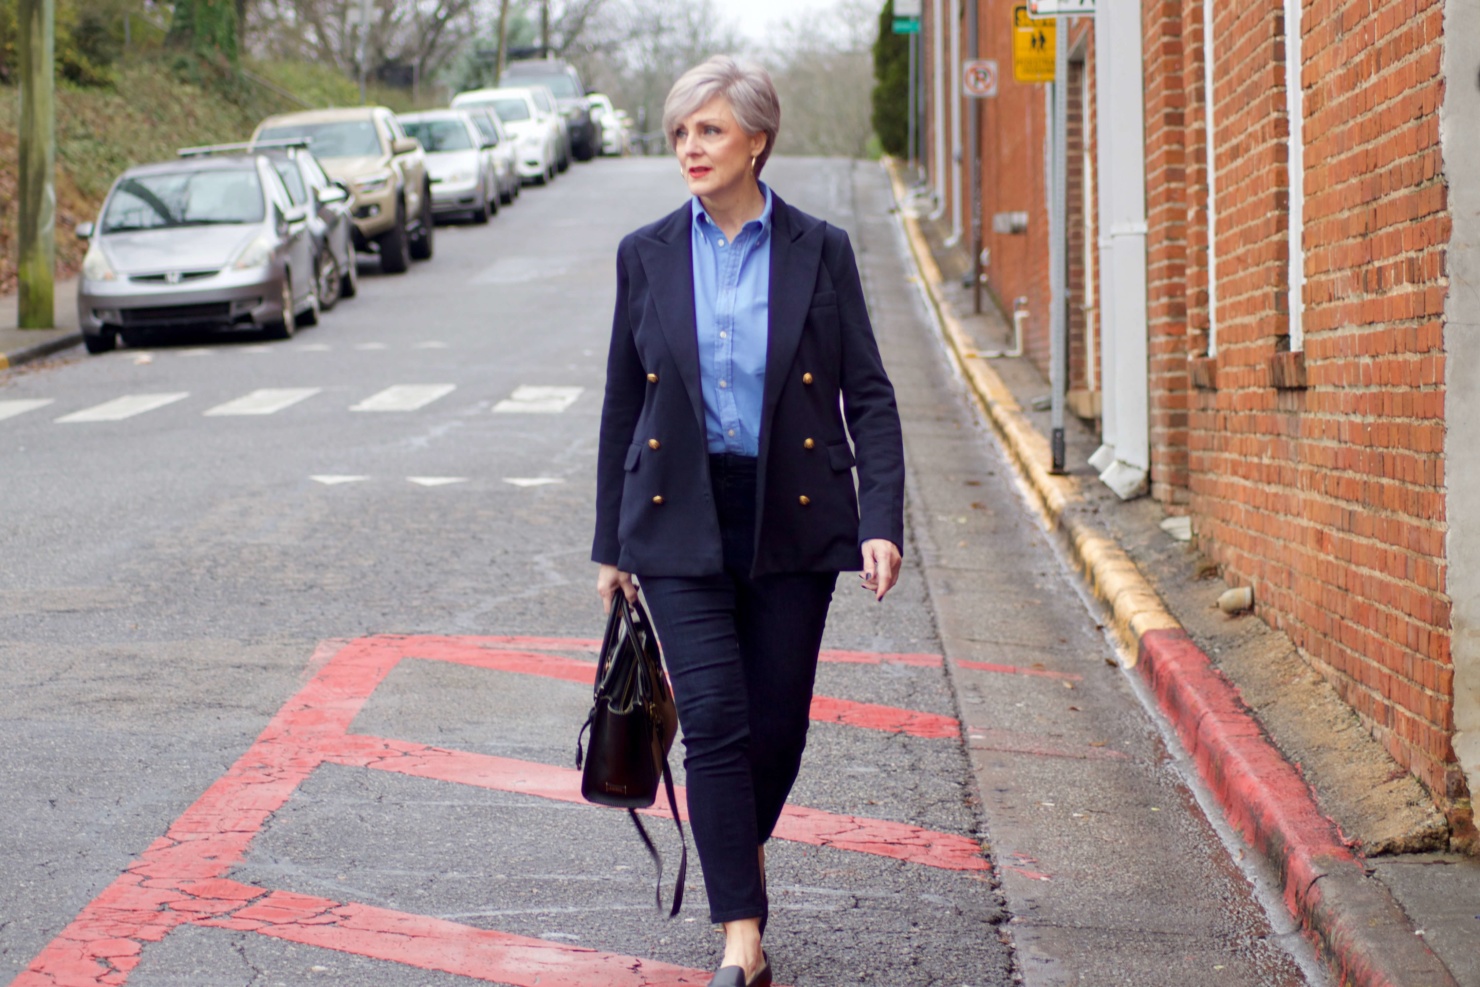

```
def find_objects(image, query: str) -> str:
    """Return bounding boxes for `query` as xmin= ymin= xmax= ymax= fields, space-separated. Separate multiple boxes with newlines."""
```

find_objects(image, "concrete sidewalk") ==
xmin=0 ymin=280 xmax=82 ymax=370
xmin=885 ymin=161 xmax=1480 ymax=987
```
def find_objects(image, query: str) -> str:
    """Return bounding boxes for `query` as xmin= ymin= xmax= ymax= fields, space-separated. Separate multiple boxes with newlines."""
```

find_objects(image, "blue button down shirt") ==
xmin=691 ymin=184 xmax=773 ymax=456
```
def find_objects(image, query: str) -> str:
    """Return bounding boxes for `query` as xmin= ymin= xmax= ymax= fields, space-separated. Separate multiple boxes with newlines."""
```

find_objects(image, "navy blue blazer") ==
xmin=592 ymin=192 xmax=905 ymax=578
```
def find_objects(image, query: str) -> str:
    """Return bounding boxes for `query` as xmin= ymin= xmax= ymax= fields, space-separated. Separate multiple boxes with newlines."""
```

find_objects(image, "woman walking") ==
xmin=593 ymin=55 xmax=905 ymax=987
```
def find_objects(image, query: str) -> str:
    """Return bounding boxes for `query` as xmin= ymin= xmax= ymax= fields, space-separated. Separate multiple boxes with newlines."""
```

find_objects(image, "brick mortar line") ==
xmin=881 ymin=159 xmax=1459 ymax=987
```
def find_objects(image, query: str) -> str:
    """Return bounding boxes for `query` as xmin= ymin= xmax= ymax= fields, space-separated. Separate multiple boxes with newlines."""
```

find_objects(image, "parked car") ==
xmin=503 ymin=58 xmax=600 ymax=162
xmin=461 ymin=106 xmax=522 ymax=205
xmin=251 ymin=139 xmax=358 ymax=310
xmin=522 ymin=83 xmax=572 ymax=172
xmin=398 ymin=110 xmax=500 ymax=224
xmin=252 ymin=106 xmax=433 ymax=274
xmin=451 ymin=88 xmax=559 ymax=186
xmin=75 ymin=151 xmax=318 ymax=352
xmin=588 ymin=93 xmax=627 ymax=157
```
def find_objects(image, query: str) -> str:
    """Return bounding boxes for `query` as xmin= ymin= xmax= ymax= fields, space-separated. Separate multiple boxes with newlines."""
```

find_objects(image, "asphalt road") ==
xmin=1 ymin=156 xmax=1320 ymax=986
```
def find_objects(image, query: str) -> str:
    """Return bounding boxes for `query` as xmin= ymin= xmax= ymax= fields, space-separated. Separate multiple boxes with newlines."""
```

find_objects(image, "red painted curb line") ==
xmin=1138 ymin=629 xmax=1458 ymax=987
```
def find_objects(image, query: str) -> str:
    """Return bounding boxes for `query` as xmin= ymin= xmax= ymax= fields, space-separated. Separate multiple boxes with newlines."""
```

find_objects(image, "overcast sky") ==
xmin=733 ymin=0 xmax=839 ymax=42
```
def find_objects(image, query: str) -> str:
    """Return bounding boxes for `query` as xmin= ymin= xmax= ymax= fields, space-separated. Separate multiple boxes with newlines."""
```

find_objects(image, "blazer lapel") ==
xmin=760 ymin=197 xmax=825 ymax=439
xmin=633 ymin=204 xmax=706 ymax=434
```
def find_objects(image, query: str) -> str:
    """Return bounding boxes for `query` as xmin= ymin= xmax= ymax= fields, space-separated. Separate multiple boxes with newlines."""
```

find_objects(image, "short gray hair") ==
xmin=663 ymin=56 xmax=781 ymax=177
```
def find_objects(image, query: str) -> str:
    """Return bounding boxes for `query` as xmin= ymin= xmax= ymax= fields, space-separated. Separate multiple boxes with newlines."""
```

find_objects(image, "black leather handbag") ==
xmin=575 ymin=595 xmax=687 ymax=915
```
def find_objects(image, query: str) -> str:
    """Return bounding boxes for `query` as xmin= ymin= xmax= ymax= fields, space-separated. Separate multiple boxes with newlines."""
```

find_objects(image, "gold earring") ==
xmin=751 ymin=156 xmax=757 ymax=171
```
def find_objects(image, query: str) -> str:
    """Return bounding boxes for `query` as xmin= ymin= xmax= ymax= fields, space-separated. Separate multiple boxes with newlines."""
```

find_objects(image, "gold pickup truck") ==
xmin=253 ymin=106 xmax=433 ymax=274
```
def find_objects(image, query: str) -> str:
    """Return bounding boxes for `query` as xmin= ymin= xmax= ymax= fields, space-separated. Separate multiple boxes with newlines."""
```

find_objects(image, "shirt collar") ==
xmin=692 ymin=182 xmax=774 ymax=237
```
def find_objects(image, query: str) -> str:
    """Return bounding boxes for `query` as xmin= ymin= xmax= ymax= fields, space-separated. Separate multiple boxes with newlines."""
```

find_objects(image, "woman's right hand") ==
xmin=597 ymin=564 xmax=638 ymax=613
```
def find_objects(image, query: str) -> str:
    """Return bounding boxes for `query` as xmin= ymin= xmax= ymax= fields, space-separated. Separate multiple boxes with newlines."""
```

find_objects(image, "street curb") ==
xmin=0 ymin=331 xmax=82 ymax=371
xmin=882 ymin=160 xmax=1458 ymax=987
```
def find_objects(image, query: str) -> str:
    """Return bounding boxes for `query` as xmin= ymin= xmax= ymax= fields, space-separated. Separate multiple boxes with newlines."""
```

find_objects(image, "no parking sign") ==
xmin=964 ymin=59 xmax=999 ymax=98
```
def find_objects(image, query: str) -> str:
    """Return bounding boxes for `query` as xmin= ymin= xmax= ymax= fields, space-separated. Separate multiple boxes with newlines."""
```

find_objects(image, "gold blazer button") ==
xmin=802 ymin=372 xmax=814 ymax=385
xmin=804 ymin=438 xmax=815 ymax=450
xmin=652 ymin=495 xmax=665 ymax=505
xmin=648 ymin=439 xmax=661 ymax=450
xmin=799 ymin=495 xmax=811 ymax=506
xmin=647 ymin=373 xmax=659 ymax=383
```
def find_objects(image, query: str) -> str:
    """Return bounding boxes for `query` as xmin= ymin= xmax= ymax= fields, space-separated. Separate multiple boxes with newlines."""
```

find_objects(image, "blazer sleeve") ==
xmin=592 ymin=239 xmax=644 ymax=565
xmin=832 ymin=229 xmax=906 ymax=551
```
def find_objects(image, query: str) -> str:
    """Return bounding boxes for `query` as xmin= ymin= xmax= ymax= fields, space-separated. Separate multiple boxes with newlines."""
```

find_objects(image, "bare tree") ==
xmin=763 ymin=0 xmax=877 ymax=158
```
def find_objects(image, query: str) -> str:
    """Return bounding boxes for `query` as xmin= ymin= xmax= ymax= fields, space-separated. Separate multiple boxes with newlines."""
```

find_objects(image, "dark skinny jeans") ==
xmin=638 ymin=453 xmax=838 ymax=925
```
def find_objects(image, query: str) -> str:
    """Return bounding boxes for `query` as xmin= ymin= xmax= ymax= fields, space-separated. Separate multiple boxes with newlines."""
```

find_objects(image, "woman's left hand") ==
xmin=860 ymin=539 xmax=902 ymax=602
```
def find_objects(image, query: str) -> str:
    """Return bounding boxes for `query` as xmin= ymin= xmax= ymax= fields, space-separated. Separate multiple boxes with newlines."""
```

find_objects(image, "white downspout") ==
xmin=929 ymin=0 xmax=948 ymax=220
xmin=946 ymin=0 xmax=964 ymax=244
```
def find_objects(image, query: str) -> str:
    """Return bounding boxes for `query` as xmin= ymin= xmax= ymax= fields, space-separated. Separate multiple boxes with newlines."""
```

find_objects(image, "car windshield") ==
xmin=258 ymin=121 xmax=381 ymax=158
xmin=272 ymin=161 xmax=307 ymax=203
xmin=468 ymin=114 xmax=498 ymax=144
xmin=474 ymin=98 xmax=529 ymax=122
xmin=512 ymin=73 xmax=579 ymax=98
xmin=402 ymin=119 xmax=473 ymax=152
xmin=102 ymin=168 xmax=265 ymax=232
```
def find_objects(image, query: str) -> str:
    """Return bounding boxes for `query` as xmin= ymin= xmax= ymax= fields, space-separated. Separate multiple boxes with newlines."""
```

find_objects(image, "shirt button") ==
xmin=718 ymin=379 xmax=728 ymax=388
xmin=647 ymin=373 xmax=658 ymax=383
xmin=648 ymin=439 xmax=661 ymax=450
xmin=652 ymin=495 xmax=664 ymax=505
xmin=719 ymin=331 xmax=727 ymax=339
xmin=802 ymin=373 xmax=814 ymax=385
xmin=804 ymin=438 xmax=815 ymax=450
xmin=799 ymin=495 xmax=811 ymax=507
xmin=718 ymin=240 xmax=726 ymax=247
xmin=728 ymin=429 xmax=736 ymax=437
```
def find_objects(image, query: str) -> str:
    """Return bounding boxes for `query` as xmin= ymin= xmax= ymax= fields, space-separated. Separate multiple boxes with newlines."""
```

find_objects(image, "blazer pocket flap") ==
xmin=624 ymin=443 xmax=643 ymax=471
xmin=827 ymin=441 xmax=856 ymax=471
xmin=811 ymin=290 xmax=838 ymax=309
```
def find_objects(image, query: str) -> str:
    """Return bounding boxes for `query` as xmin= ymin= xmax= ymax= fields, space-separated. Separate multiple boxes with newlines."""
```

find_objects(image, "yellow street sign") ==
xmin=1012 ymin=5 xmax=1055 ymax=83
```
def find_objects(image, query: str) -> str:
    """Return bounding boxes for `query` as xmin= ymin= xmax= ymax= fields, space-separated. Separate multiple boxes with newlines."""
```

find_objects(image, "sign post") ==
xmin=1012 ymin=5 xmax=1055 ymax=83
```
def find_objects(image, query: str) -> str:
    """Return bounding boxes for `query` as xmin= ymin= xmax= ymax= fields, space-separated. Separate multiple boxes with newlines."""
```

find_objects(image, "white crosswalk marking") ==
xmin=0 ymin=399 xmax=54 ymax=421
xmin=56 ymin=393 xmax=189 ymax=423
xmin=493 ymin=386 xmax=584 ymax=414
xmin=205 ymin=388 xmax=321 ymax=417
xmin=503 ymin=477 xmax=564 ymax=487
xmin=350 ymin=384 xmax=456 ymax=412
xmin=407 ymin=477 xmax=468 ymax=487
xmin=355 ymin=343 xmax=388 ymax=351
xmin=311 ymin=475 xmax=369 ymax=485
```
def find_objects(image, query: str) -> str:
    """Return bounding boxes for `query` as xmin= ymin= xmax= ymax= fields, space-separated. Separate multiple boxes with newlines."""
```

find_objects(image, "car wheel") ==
xmin=340 ymin=241 xmax=359 ymax=299
xmin=488 ymin=180 xmax=500 ymax=216
xmin=471 ymin=190 xmax=491 ymax=225
xmin=268 ymin=275 xmax=297 ymax=340
xmin=410 ymin=188 xmax=435 ymax=261
xmin=379 ymin=200 xmax=411 ymax=274
xmin=533 ymin=168 xmax=548 ymax=187
xmin=500 ymin=177 xmax=514 ymax=205
xmin=316 ymin=248 xmax=342 ymax=312
xmin=83 ymin=330 xmax=117 ymax=354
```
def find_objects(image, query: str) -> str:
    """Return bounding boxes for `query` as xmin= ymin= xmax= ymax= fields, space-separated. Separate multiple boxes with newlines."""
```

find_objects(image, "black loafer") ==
xmin=706 ymin=954 xmax=771 ymax=987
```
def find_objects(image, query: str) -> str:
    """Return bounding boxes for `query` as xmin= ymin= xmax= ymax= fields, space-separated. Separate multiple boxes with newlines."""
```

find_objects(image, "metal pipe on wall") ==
xmin=929 ymin=0 xmax=948 ymax=219
xmin=1048 ymin=14 xmax=1069 ymax=473
xmin=947 ymin=0 xmax=963 ymax=244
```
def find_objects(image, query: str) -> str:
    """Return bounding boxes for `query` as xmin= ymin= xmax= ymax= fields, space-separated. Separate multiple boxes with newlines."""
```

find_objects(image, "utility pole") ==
xmin=540 ymin=0 xmax=550 ymax=58
xmin=17 ymin=0 xmax=55 ymax=330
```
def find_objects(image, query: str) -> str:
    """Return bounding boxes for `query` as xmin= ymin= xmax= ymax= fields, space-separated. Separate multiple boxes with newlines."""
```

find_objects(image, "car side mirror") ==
xmin=482 ymin=138 xmax=498 ymax=149
xmin=285 ymin=204 xmax=309 ymax=224
xmin=75 ymin=221 xmax=94 ymax=239
xmin=315 ymin=184 xmax=349 ymax=205
xmin=392 ymin=136 xmax=420 ymax=155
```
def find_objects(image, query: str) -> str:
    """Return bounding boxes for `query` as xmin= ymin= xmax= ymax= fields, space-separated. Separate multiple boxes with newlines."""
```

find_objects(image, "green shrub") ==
xmin=871 ymin=0 xmax=909 ymax=158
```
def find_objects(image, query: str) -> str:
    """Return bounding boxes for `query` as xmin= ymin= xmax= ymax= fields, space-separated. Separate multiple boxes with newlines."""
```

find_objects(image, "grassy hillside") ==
xmin=0 ymin=57 xmax=408 ymax=295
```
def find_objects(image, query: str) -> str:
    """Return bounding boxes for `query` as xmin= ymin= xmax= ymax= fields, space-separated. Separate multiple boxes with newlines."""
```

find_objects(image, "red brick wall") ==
xmin=1172 ymin=0 xmax=1455 ymax=804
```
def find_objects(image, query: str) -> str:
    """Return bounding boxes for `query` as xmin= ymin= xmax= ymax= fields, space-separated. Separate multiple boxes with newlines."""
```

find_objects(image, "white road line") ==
xmin=493 ymin=385 xmax=584 ymax=414
xmin=56 ymin=393 xmax=190 ymax=423
xmin=414 ymin=341 xmax=449 ymax=349
xmin=350 ymin=384 xmax=456 ymax=412
xmin=407 ymin=476 xmax=468 ymax=487
xmin=311 ymin=475 xmax=369 ymax=485
xmin=0 ymin=399 xmax=54 ymax=421
xmin=503 ymin=477 xmax=565 ymax=487
xmin=204 ymin=388 xmax=322 ymax=417
xmin=355 ymin=343 xmax=388 ymax=351
xmin=297 ymin=343 xmax=332 ymax=352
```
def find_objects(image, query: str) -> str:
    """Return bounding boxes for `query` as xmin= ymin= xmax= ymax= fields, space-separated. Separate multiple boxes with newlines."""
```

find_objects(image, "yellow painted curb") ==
xmin=883 ymin=159 xmax=1181 ymax=662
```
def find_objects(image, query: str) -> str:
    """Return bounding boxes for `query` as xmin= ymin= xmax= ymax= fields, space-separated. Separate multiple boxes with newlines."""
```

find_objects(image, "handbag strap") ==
xmin=627 ymin=756 xmax=688 ymax=918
